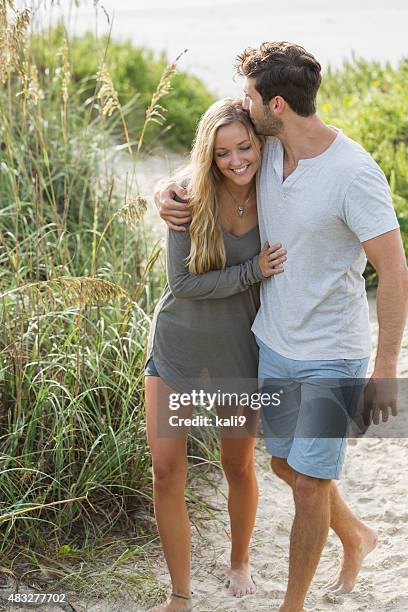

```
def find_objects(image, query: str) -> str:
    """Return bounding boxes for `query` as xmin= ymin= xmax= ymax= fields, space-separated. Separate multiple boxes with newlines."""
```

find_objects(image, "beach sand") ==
xmin=144 ymin=291 xmax=408 ymax=611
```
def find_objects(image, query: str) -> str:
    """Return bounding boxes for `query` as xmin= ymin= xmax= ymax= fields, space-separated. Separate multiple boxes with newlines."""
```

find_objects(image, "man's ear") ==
xmin=269 ymin=95 xmax=285 ymax=115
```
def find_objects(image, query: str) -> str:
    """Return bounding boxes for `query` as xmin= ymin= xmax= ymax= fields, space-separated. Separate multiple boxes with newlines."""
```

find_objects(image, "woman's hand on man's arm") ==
xmin=153 ymin=179 xmax=192 ymax=231
xmin=258 ymin=242 xmax=287 ymax=277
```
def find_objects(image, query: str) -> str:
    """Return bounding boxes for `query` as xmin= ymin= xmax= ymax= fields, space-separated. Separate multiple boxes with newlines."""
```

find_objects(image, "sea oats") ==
xmin=145 ymin=49 xmax=187 ymax=126
xmin=9 ymin=7 xmax=30 ymax=67
xmin=0 ymin=2 xmax=11 ymax=83
xmin=117 ymin=196 xmax=148 ymax=228
xmin=145 ymin=64 xmax=176 ymax=127
xmin=51 ymin=276 xmax=131 ymax=307
xmin=27 ymin=63 xmax=44 ymax=105
xmin=0 ymin=4 xmax=30 ymax=84
xmin=96 ymin=62 xmax=120 ymax=117
xmin=3 ymin=277 xmax=132 ymax=311
xmin=59 ymin=38 xmax=71 ymax=105
xmin=137 ymin=48 xmax=187 ymax=153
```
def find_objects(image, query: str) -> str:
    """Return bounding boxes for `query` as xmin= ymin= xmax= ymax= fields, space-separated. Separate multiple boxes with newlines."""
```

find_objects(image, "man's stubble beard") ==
xmin=252 ymin=105 xmax=283 ymax=137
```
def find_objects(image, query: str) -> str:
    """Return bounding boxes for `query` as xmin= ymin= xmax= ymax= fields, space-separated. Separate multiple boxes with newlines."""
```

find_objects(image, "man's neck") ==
xmin=278 ymin=115 xmax=339 ymax=167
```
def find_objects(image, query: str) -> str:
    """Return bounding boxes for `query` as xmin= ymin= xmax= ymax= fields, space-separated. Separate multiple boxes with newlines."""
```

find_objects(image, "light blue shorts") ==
xmin=255 ymin=335 xmax=369 ymax=480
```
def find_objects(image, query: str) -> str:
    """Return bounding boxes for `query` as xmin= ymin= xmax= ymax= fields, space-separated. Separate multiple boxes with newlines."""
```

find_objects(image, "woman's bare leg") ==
xmin=220 ymin=433 xmax=259 ymax=597
xmin=145 ymin=376 xmax=193 ymax=611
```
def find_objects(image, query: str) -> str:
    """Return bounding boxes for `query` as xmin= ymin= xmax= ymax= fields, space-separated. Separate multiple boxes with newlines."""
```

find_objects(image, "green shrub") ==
xmin=31 ymin=23 xmax=215 ymax=152
xmin=318 ymin=56 xmax=408 ymax=282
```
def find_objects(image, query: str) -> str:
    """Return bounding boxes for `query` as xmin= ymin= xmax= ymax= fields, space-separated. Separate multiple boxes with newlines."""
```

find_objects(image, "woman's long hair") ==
xmin=179 ymin=98 xmax=262 ymax=275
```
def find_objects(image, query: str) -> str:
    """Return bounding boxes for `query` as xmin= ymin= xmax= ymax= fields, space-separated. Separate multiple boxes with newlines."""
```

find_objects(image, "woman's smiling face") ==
xmin=213 ymin=121 xmax=260 ymax=186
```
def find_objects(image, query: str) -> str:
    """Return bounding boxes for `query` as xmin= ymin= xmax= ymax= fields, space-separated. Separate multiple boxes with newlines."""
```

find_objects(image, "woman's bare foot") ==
xmin=148 ymin=593 xmax=193 ymax=611
xmin=325 ymin=525 xmax=378 ymax=594
xmin=226 ymin=565 xmax=257 ymax=597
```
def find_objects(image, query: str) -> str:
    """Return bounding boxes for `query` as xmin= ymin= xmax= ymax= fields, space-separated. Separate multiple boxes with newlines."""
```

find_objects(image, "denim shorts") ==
xmin=255 ymin=335 xmax=369 ymax=480
xmin=144 ymin=356 xmax=160 ymax=377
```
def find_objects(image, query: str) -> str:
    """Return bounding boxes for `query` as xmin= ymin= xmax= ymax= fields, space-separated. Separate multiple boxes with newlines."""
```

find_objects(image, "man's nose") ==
xmin=242 ymin=95 xmax=249 ymax=110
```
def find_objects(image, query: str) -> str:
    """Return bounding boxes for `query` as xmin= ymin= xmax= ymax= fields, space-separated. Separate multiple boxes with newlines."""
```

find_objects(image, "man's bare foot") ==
xmin=148 ymin=593 xmax=192 ymax=612
xmin=278 ymin=603 xmax=303 ymax=612
xmin=226 ymin=565 xmax=257 ymax=597
xmin=325 ymin=525 xmax=378 ymax=594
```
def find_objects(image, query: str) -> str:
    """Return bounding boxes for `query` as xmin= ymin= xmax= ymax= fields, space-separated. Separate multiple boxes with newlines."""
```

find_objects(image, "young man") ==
xmin=154 ymin=42 xmax=408 ymax=611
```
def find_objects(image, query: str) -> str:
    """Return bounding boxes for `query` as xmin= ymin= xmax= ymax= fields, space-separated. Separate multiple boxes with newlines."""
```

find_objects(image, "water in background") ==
xmin=26 ymin=0 xmax=408 ymax=97
xmin=19 ymin=1 xmax=408 ymax=240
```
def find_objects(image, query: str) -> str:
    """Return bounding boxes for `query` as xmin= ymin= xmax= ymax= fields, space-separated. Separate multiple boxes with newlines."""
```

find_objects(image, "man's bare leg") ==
xmin=325 ymin=478 xmax=378 ymax=594
xmin=279 ymin=472 xmax=331 ymax=611
xmin=272 ymin=457 xmax=378 ymax=596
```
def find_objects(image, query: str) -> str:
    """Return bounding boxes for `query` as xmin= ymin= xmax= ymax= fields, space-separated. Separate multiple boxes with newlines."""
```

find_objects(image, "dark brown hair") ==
xmin=235 ymin=41 xmax=322 ymax=116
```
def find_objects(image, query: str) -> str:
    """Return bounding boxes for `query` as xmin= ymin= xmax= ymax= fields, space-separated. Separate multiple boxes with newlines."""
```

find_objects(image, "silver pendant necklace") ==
xmin=223 ymin=183 xmax=254 ymax=217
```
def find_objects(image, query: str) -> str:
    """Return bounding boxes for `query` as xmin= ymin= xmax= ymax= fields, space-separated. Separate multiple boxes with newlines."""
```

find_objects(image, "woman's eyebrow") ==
xmin=215 ymin=139 xmax=250 ymax=150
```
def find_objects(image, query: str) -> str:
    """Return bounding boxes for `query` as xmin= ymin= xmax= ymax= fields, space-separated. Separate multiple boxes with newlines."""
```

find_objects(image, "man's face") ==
xmin=242 ymin=77 xmax=283 ymax=137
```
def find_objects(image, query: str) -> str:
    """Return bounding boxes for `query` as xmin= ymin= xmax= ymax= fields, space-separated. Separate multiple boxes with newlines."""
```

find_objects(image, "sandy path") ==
xmin=146 ymin=291 xmax=408 ymax=611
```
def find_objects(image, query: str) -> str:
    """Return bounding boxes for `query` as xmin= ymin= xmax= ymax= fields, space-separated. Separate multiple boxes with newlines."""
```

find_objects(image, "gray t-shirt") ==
xmin=252 ymin=128 xmax=400 ymax=359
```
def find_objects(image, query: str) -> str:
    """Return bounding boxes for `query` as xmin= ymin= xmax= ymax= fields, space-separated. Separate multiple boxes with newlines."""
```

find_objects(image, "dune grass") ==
xmin=0 ymin=1 xmax=219 ymax=602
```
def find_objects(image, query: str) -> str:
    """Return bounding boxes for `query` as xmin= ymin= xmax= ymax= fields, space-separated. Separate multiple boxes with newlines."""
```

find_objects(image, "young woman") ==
xmin=144 ymin=98 xmax=287 ymax=612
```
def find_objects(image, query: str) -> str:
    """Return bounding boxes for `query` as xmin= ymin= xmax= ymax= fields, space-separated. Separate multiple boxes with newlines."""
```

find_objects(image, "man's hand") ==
xmin=361 ymin=228 xmax=408 ymax=426
xmin=363 ymin=375 xmax=398 ymax=426
xmin=153 ymin=180 xmax=192 ymax=231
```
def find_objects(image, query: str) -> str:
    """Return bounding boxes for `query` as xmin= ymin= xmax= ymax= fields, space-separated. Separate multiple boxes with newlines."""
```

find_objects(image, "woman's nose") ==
xmin=230 ymin=151 xmax=241 ymax=166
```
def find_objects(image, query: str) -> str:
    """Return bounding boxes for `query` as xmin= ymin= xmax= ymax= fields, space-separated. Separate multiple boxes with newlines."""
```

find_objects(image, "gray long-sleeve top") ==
xmin=145 ymin=222 xmax=263 ymax=394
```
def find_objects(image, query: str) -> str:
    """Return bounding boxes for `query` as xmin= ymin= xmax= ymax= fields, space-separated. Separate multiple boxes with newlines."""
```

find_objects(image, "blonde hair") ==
xmin=180 ymin=98 xmax=262 ymax=275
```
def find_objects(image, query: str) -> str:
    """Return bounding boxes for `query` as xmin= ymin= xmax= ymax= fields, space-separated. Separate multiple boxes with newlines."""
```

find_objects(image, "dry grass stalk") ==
xmin=2 ymin=277 xmax=132 ymax=311
xmin=59 ymin=37 xmax=71 ymax=105
xmin=117 ymin=196 xmax=148 ymax=228
xmin=96 ymin=61 xmax=121 ymax=117
xmin=136 ymin=48 xmax=187 ymax=154
xmin=0 ymin=495 xmax=88 ymax=524
xmin=145 ymin=48 xmax=188 ymax=127
xmin=0 ymin=3 xmax=30 ymax=84
xmin=27 ymin=62 xmax=44 ymax=105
